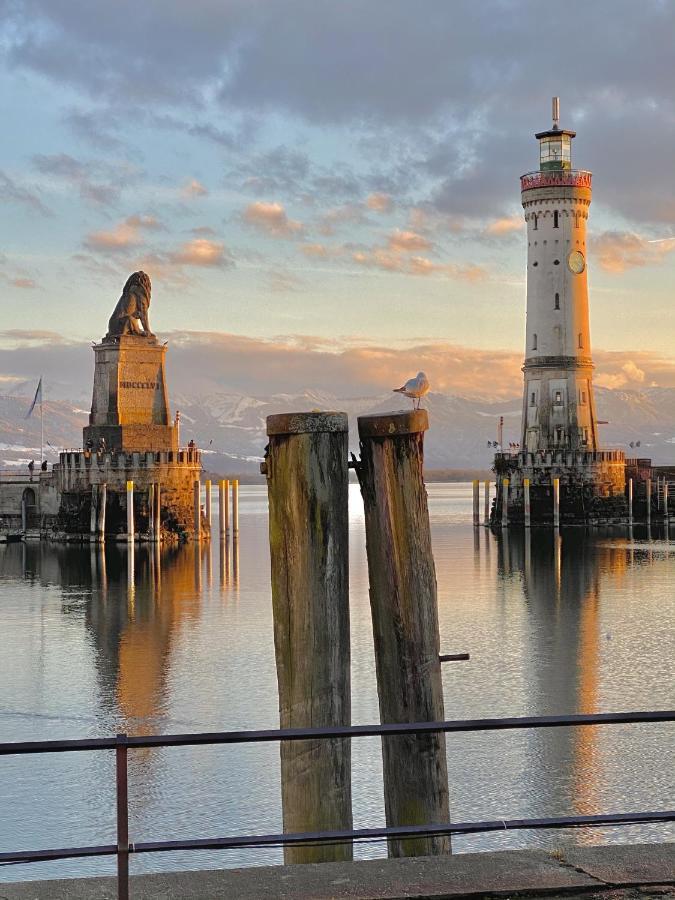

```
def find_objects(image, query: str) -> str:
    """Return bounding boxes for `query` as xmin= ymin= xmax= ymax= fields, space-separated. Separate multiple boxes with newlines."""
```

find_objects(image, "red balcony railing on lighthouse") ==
xmin=520 ymin=169 xmax=592 ymax=191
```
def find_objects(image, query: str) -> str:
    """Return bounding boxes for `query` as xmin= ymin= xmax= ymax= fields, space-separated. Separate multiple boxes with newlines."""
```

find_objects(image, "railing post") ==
xmin=126 ymin=481 xmax=134 ymax=542
xmin=628 ymin=477 xmax=633 ymax=525
xmin=115 ymin=733 xmax=130 ymax=900
xmin=483 ymin=480 xmax=490 ymax=526
xmin=205 ymin=479 xmax=212 ymax=533
xmin=646 ymin=477 xmax=652 ymax=526
xmin=501 ymin=478 xmax=509 ymax=529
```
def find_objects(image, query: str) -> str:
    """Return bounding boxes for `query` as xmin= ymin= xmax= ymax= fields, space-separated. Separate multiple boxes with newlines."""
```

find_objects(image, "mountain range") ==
xmin=1 ymin=387 xmax=674 ymax=475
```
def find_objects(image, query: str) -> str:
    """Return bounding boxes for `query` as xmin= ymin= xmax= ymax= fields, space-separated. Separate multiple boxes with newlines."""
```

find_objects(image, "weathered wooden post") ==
xmin=193 ymin=480 xmax=201 ymax=541
xmin=219 ymin=479 xmax=229 ymax=538
xmin=524 ymin=477 xmax=531 ymax=529
xmin=265 ymin=411 xmax=352 ymax=864
xmin=232 ymin=479 xmax=239 ymax=537
xmin=553 ymin=477 xmax=560 ymax=530
xmin=90 ymin=484 xmax=103 ymax=541
xmin=472 ymin=480 xmax=480 ymax=527
xmin=483 ymin=480 xmax=490 ymax=526
xmin=126 ymin=480 xmax=134 ymax=541
xmin=98 ymin=482 xmax=107 ymax=541
xmin=148 ymin=483 xmax=155 ymax=541
xmin=646 ymin=478 xmax=652 ymax=526
xmin=152 ymin=482 xmax=160 ymax=541
xmin=205 ymin=479 xmax=212 ymax=533
xmin=628 ymin=478 xmax=633 ymax=525
xmin=664 ymin=481 xmax=670 ymax=523
xmin=356 ymin=410 xmax=450 ymax=857
xmin=501 ymin=478 xmax=509 ymax=529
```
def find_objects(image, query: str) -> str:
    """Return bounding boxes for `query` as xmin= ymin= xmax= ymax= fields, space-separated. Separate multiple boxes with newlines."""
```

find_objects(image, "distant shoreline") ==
xmin=202 ymin=468 xmax=494 ymax=484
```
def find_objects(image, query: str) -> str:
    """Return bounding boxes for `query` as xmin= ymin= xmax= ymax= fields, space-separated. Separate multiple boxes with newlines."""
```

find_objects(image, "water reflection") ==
xmin=1 ymin=486 xmax=673 ymax=881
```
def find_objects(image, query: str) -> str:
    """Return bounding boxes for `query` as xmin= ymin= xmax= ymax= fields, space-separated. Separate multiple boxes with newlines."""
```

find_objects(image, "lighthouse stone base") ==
xmin=492 ymin=449 xmax=628 ymax=527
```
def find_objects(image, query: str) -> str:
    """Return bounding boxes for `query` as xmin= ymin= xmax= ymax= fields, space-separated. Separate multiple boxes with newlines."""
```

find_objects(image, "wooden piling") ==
xmin=501 ymin=478 xmax=509 ymax=529
xmin=205 ymin=479 xmax=212 ymax=532
xmin=232 ymin=479 xmax=239 ymax=536
xmin=472 ymin=480 xmax=480 ymax=527
xmin=628 ymin=478 xmax=633 ymax=524
xmin=126 ymin=480 xmax=134 ymax=541
xmin=483 ymin=480 xmax=490 ymax=526
xmin=193 ymin=480 xmax=201 ymax=541
xmin=553 ymin=477 xmax=560 ymax=530
xmin=356 ymin=410 xmax=450 ymax=857
xmin=524 ymin=478 xmax=531 ymax=529
xmin=90 ymin=484 xmax=102 ymax=541
xmin=98 ymin=483 xmax=107 ymax=541
xmin=148 ymin=484 xmax=155 ymax=542
xmin=664 ymin=481 xmax=669 ymax=522
xmin=219 ymin=479 xmax=229 ymax=537
xmin=646 ymin=478 xmax=652 ymax=526
xmin=265 ymin=411 xmax=352 ymax=864
xmin=152 ymin=483 xmax=160 ymax=542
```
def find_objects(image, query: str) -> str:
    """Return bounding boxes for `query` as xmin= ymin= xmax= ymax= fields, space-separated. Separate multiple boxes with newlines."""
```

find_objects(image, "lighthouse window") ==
xmin=530 ymin=392 xmax=536 ymax=406
xmin=556 ymin=426 xmax=563 ymax=442
xmin=554 ymin=211 xmax=559 ymax=228
xmin=578 ymin=332 xmax=583 ymax=348
xmin=554 ymin=259 xmax=560 ymax=265
xmin=533 ymin=214 xmax=538 ymax=230
xmin=532 ymin=333 xmax=538 ymax=350
xmin=554 ymin=390 xmax=562 ymax=404
xmin=579 ymin=389 xmax=587 ymax=404
xmin=554 ymin=293 xmax=560 ymax=309
xmin=582 ymin=428 xmax=589 ymax=445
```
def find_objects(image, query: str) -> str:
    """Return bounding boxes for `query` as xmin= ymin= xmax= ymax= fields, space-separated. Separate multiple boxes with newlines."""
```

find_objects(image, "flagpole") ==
xmin=41 ymin=383 xmax=44 ymax=464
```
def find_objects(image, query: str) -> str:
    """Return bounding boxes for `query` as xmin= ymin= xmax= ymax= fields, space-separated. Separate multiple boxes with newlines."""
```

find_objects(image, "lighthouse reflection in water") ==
xmin=0 ymin=483 xmax=673 ymax=882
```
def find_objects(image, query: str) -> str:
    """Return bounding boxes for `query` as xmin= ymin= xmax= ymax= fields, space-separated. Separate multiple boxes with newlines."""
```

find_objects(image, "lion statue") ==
xmin=106 ymin=271 xmax=154 ymax=339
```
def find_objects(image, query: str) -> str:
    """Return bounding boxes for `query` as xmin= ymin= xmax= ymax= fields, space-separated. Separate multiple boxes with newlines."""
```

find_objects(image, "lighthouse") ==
xmin=520 ymin=97 xmax=598 ymax=453
xmin=491 ymin=99 xmax=631 ymax=527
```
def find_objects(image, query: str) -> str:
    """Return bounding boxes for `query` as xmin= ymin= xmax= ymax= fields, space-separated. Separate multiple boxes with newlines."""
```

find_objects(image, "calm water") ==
xmin=0 ymin=483 xmax=673 ymax=882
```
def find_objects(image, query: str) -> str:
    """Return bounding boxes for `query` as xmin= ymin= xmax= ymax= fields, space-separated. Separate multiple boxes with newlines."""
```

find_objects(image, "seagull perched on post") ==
xmin=393 ymin=371 xmax=430 ymax=409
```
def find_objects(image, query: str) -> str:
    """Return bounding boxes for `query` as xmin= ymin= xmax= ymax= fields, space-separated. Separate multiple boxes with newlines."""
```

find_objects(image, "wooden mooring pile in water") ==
xmin=262 ymin=408 xmax=451 ymax=862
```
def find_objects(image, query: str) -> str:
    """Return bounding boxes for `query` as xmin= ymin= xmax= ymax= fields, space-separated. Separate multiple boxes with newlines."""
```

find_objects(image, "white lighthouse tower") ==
xmin=492 ymin=99 xmax=629 ymax=527
xmin=520 ymin=98 xmax=598 ymax=453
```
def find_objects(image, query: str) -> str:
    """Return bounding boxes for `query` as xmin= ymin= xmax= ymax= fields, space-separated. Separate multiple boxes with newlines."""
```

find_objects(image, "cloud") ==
xmin=317 ymin=204 xmax=368 ymax=236
xmin=10 ymin=277 xmax=37 ymax=289
xmin=0 ymin=170 xmax=50 ymax=214
xmin=595 ymin=358 xmax=647 ymax=389
xmin=182 ymin=178 xmax=208 ymax=199
xmin=168 ymin=238 xmax=232 ymax=267
xmin=84 ymin=215 xmax=162 ymax=252
xmin=366 ymin=192 xmax=392 ymax=213
xmin=242 ymin=201 xmax=304 ymax=238
xmin=591 ymin=231 xmax=675 ymax=272
xmin=387 ymin=229 xmax=433 ymax=252
xmin=32 ymin=153 xmax=140 ymax=207
xmin=300 ymin=242 xmax=331 ymax=258
xmin=484 ymin=216 xmax=524 ymax=236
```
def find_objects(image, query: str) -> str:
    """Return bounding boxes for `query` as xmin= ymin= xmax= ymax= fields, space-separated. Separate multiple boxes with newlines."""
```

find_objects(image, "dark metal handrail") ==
xmin=1 ymin=710 xmax=673 ymax=900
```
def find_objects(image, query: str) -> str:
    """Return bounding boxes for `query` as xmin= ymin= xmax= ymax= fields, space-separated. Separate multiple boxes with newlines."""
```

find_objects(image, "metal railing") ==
xmin=1 ymin=710 xmax=673 ymax=900
xmin=520 ymin=169 xmax=592 ymax=191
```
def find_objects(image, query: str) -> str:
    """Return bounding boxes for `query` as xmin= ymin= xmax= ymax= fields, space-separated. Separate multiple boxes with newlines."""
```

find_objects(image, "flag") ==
xmin=25 ymin=378 xmax=42 ymax=419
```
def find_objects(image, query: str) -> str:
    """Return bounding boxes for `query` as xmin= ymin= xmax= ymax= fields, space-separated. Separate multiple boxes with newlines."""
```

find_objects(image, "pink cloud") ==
xmin=591 ymin=231 xmax=675 ymax=273
xmin=182 ymin=178 xmax=208 ymax=198
xmin=243 ymin=201 xmax=304 ymax=238
xmin=168 ymin=238 xmax=231 ymax=267
xmin=366 ymin=192 xmax=392 ymax=213
xmin=484 ymin=216 xmax=523 ymax=236
xmin=387 ymin=229 xmax=433 ymax=252
xmin=85 ymin=214 xmax=162 ymax=252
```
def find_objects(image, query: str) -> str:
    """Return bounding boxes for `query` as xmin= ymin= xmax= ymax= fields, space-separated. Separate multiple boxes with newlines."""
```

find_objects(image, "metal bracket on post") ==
xmin=115 ymin=733 xmax=130 ymax=900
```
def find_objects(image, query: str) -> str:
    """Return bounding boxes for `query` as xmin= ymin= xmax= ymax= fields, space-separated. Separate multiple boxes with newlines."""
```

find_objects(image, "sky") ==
xmin=1 ymin=0 xmax=674 ymax=398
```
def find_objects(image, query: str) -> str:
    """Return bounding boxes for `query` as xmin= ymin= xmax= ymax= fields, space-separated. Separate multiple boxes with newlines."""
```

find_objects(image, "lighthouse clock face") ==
xmin=568 ymin=250 xmax=585 ymax=274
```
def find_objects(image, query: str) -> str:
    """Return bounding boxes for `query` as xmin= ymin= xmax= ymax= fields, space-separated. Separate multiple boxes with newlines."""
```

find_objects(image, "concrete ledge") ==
xmin=1 ymin=843 xmax=673 ymax=899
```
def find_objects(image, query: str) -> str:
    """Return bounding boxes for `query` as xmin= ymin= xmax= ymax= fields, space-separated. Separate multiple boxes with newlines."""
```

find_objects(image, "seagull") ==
xmin=393 ymin=371 xmax=430 ymax=409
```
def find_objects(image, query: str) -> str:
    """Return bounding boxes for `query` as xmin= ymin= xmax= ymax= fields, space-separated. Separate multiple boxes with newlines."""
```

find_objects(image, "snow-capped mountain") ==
xmin=1 ymin=387 xmax=673 ymax=473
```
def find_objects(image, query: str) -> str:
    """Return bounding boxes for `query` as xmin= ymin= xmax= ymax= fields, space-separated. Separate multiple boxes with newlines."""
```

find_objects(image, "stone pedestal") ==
xmin=83 ymin=335 xmax=178 ymax=452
